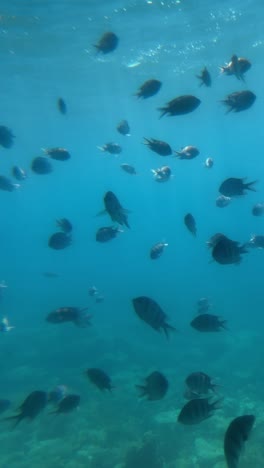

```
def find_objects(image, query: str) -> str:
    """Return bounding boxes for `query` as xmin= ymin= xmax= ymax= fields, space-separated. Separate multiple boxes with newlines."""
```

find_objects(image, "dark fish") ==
xmin=224 ymin=415 xmax=255 ymax=468
xmin=3 ymin=391 xmax=47 ymax=428
xmin=221 ymin=90 xmax=256 ymax=113
xmin=184 ymin=213 xmax=197 ymax=236
xmin=252 ymin=203 xmax=264 ymax=216
xmin=175 ymin=145 xmax=199 ymax=160
xmin=196 ymin=67 xmax=211 ymax=87
xmin=220 ymin=55 xmax=251 ymax=81
xmin=191 ymin=313 xmax=227 ymax=332
xmin=56 ymin=218 xmax=72 ymax=233
xmin=31 ymin=156 xmax=53 ymax=174
xmin=120 ymin=163 xmax=137 ymax=175
xmin=248 ymin=234 xmax=264 ymax=249
xmin=132 ymin=296 xmax=175 ymax=338
xmin=212 ymin=236 xmax=248 ymax=265
xmin=48 ymin=232 xmax=72 ymax=250
xmin=57 ymin=97 xmax=67 ymax=115
xmin=12 ymin=166 xmax=27 ymax=181
xmin=0 ymin=175 xmax=19 ymax=192
xmin=51 ymin=394 xmax=80 ymax=414
xmin=86 ymin=368 xmax=113 ymax=391
xmin=219 ymin=178 xmax=257 ymax=197
xmin=150 ymin=242 xmax=168 ymax=259
xmin=96 ymin=226 xmax=122 ymax=242
xmin=98 ymin=143 xmax=122 ymax=154
xmin=94 ymin=32 xmax=119 ymax=54
xmin=178 ymin=397 xmax=220 ymax=425
xmin=136 ymin=371 xmax=168 ymax=400
xmin=206 ymin=233 xmax=227 ymax=249
xmin=0 ymin=399 xmax=11 ymax=414
xmin=0 ymin=126 xmax=15 ymax=148
xmin=135 ymin=79 xmax=162 ymax=99
xmin=152 ymin=165 xmax=172 ymax=182
xmin=103 ymin=191 xmax=130 ymax=228
xmin=158 ymin=95 xmax=201 ymax=118
xmin=44 ymin=147 xmax=71 ymax=161
xmin=143 ymin=138 xmax=172 ymax=156
xmin=185 ymin=372 xmax=217 ymax=396
xmin=117 ymin=120 xmax=130 ymax=136
xmin=46 ymin=306 xmax=91 ymax=327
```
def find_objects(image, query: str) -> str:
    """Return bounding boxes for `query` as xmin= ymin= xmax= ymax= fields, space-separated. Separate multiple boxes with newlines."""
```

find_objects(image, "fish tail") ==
xmin=1 ymin=414 xmax=21 ymax=429
xmin=211 ymin=397 xmax=224 ymax=411
xmin=143 ymin=137 xmax=151 ymax=145
xmin=220 ymin=319 xmax=228 ymax=330
xmin=163 ymin=323 xmax=177 ymax=339
xmin=245 ymin=180 xmax=257 ymax=192
xmin=135 ymin=385 xmax=147 ymax=398
xmin=157 ymin=108 xmax=167 ymax=119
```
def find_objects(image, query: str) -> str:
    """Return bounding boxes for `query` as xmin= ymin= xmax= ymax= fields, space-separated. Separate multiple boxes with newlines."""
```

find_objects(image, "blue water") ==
xmin=0 ymin=0 xmax=263 ymax=466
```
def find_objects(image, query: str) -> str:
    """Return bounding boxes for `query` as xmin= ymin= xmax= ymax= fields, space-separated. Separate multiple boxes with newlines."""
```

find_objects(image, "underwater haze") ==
xmin=0 ymin=0 xmax=263 ymax=466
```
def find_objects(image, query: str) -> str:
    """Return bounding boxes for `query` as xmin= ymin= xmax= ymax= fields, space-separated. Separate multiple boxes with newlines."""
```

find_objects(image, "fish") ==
xmin=57 ymin=97 xmax=67 ymax=115
xmin=175 ymin=146 xmax=199 ymax=160
xmin=136 ymin=371 xmax=168 ymax=400
xmin=2 ymin=391 xmax=47 ymax=428
xmin=150 ymin=242 xmax=168 ymax=260
xmin=204 ymin=157 xmax=214 ymax=168
xmin=44 ymin=147 xmax=71 ymax=161
xmin=151 ymin=166 xmax=172 ymax=182
xmin=48 ymin=385 xmax=68 ymax=404
xmin=0 ymin=317 xmax=14 ymax=332
xmin=135 ymin=79 xmax=162 ymax=99
xmin=98 ymin=143 xmax=122 ymax=154
xmin=0 ymin=399 xmax=11 ymax=414
xmin=178 ymin=397 xmax=221 ymax=425
xmin=48 ymin=232 xmax=72 ymax=250
xmin=185 ymin=372 xmax=217 ymax=396
xmin=0 ymin=125 xmax=15 ymax=148
xmin=102 ymin=191 xmax=130 ymax=228
xmin=184 ymin=213 xmax=197 ymax=236
xmin=219 ymin=178 xmax=257 ymax=197
xmin=143 ymin=138 xmax=172 ymax=156
xmin=46 ymin=307 xmax=91 ymax=327
xmin=206 ymin=233 xmax=227 ymax=249
xmin=197 ymin=297 xmax=211 ymax=314
xmin=252 ymin=203 xmax=264 ymax=216
xmin=94 ymin=32 xmax=119 ymax=54
xmin=56 ymin=218 xmax=73 ymax=233
xmin=0 ymin=176 xmax=19 ymax=192
xmin=190 ymin=313 xmax=227 ymax=332
xmin=86 ymin=368 xmax=113 ymax=391
xmin=158 ymin=95 xmax=201 ymax=118
xmin=132 ymin=296 xmax=176 ymax=338
xmin=220 ymin=55 xmax=251 ymax=81
xmin=12 ymin=166 xmax=27 ymax=181
xmin=224 ymin=415 xmax=255 ymax=468
xmin=212 ymin=236 xmax=248 ymax=265
xmin=120 ymin=163 xmax=137 ymax=175
xmin=50 ymin=394 xmax=80 ymax=414
xmin=31 ymin=156 xmax=53 ymax=174
xmin=216 ymin=195 xmax=232 ymax=208
xmin=96 ymin=226 xmax=122 ymax=242
xmin=248 ymin=234 xmax=264 ymax=249
xmin=221 ymin=90 xmax=256 ymax=113
xmin=117 ymin=120 xmax=130 ymax=136
xmin=196 ymin=67 xmax=211 ymax=87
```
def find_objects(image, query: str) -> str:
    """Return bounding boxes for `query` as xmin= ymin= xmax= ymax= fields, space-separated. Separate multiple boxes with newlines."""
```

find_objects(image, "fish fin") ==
xmin=157 ymin=108 xmax=167 ymax=119
xmin=135 ymin=385 xmax=147 ymax=398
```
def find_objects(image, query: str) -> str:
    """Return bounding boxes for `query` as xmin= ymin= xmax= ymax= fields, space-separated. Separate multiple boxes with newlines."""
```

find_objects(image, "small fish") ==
xmin=185 ymin=372 xmax=217 ymax=396
xmin=96 ymin=226 xmax=122 ymax=243
xmin=0 ymin=176 xmax=19 ymax=192
xmin=212 ymin=236 xmax=248 ymax=265
xmin=136 ymin=371 xmax=168 ymax=400
xmin=94 ymin=32 xmax=119 ymax=54
xmin=152 ymin=166 xmax=172 ymax=182
xmin=98 ymin=143 xmax=122 ymax=155
xmin=158 ymin=95 xmax=201 ymax=118
xmin=0 ymin=399 xmax=11 ymax=414
xmin=184 ymin=213 xmax=197 ymax=236
xmin=191 ymin=313 xmax=227 ymax=332
xmin=219 ymin=178 xmax=257 ymax=197
xmin=175 ymin=146 xmax=199 ymax=160
xmin=51 ymin=394 xmax=80 ymax=414
xmin=220 ymin=55 xmax=251 ymax=81
xmin=196 ymin=67 xmax=211 ymax=87
xmin=248 ymin=234 xmax=264 ymax=249
xmin=120 ymin=164 xmax=137 ymax=175
xmin=48 ymin=385 xmax=68 ymax=404
xmin=48 ymin=232 xmax=72 ymax=250
xmin=252 ymin=203 xmax=264 ymax=216
xmin=12 ymin=166 xmax=27 ymax=181
xmin=178 ymin=397 xmax=221 ymax=425
xmin=135 ymin=79 xmax=162 ymax=99
xmin=86 ymin=368 xmax=113 ymax=391
xmin=57 ymin=97 xmax=67 ymax=115
xmin=143 ymin=138 xmax=172 ymax=156
xmin=204 ymin=157 xmax=214 ymax=168
xmin=102 ymin=191 xmax=130 ymax=228
xmin=221 ymin=90 xmax=256 ymax=113
xmin=31 ymin=156 xmax=53 ymax=174
xmin=207 ymin=233 xmax=227 ymax=249
xmin=88 ymin=286 xmax=98 ymax=297
xmin=216 ymin=195 xmax=232 ymax=208
xmin=0 ymin=125 xmax=15 ymax=148
xmin=150 ymin=242 xmax=168 ymax=260
xmin=197 ymin=297 xmax=211 ymax=314
xmin=44 ymin=147 xmax=71 ymax=161
xmin=0 ymin=317 xmax=14 ymax=332
xmin=132 ymin=296 xmax=175 ymax=338
xmin=224 ymin=415 xmax=255 ymax=468
xmin=3 ymin=391 xmax=47 ymax=428
xmin=95 ymin=295 xmax=104 ymax=303
xmin=46 ymin=306 xmax=91 ymax=327
xmin=117 ymin=120 xmax=130 ymax=136
xmin=56 ymin=218 xmax=72 ymax=233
